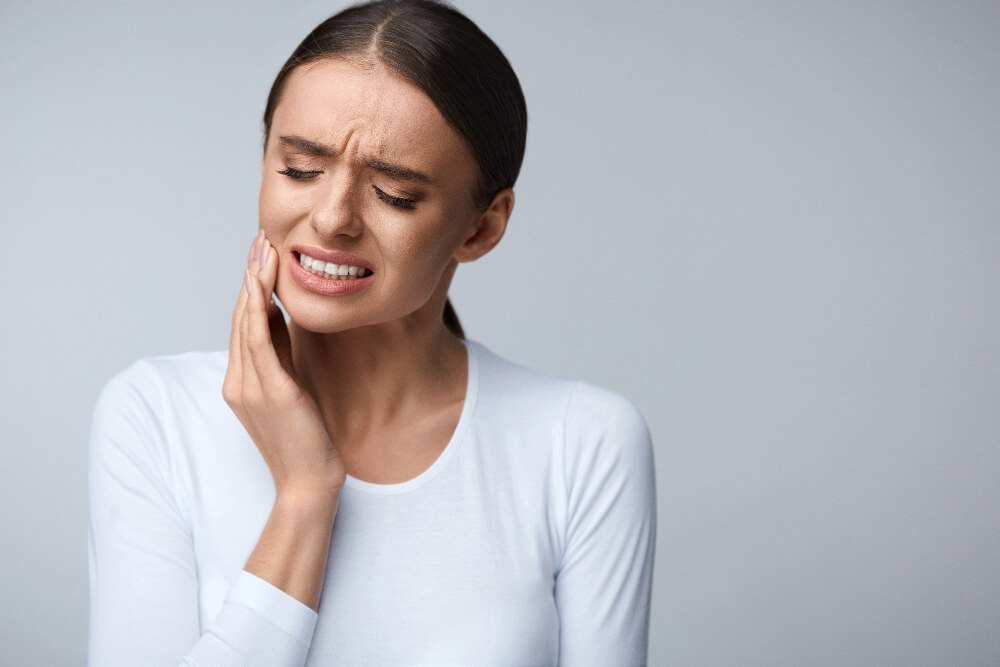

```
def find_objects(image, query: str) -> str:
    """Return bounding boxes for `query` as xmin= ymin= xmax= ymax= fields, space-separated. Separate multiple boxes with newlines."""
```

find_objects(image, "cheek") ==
xmin=258 ymin=177 xmax=298 ymax=242
xmin=396 ymin=210 xmax=468 ymax=270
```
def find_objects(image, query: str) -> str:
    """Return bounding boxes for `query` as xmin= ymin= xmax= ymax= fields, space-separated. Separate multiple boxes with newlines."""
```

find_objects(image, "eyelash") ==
xmin=277 ymin=167 xmax=417 ymax=210
xmin=277 ymin=166 xmax=321 ymax=180
xmin=373 ymin=186 xmax=417 ymax=210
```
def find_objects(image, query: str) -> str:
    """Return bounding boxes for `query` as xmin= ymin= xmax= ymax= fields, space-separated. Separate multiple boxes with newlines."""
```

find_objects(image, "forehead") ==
xmin=270 ymin=58 xmax=471 ymax=170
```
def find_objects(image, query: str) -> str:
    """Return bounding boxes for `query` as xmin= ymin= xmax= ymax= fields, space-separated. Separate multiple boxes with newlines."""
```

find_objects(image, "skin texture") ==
xmin=222 ymin=57 xmax=514 ymax=610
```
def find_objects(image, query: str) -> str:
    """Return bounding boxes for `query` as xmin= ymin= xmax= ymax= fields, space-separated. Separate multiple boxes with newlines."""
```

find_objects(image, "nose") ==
xmin=309 ymin=169 xmax=363 ymax=240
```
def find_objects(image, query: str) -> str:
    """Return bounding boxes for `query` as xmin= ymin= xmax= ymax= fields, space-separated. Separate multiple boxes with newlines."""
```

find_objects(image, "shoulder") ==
xmin=564 ymin=381 xmax=651 ymax=451
xmin=95 ymin=350 xmax=227 ymax=411
xmin=91 ymin=350 xmax=229 ymax=453
xmin=560 ymin=380 xmax=654 ymax=496
xmin=467 ymin=340 xmax=579 ymax=408
xmin=89 ymin=351 xmax=228 ymax=512
xmin=466 ymin=343 xmax=655 ymax=542
xmin=466 ymin=340 xmax=652 ymax=461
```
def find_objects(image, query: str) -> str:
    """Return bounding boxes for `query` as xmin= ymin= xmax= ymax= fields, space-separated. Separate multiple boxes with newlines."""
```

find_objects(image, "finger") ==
xmin=227 ymin=233 xmax=264 ymax=392
xmin=245 ymin=268 xmax=287 ymax=389
xmin=242 ymin=232 xmax=269 ymax=385
xmin=249 ymin=228 xmax=264 ymax=265
xmin=229 ymin=272 xmax=250 ymax=366
xmin=256 ymin=241 xmax=278 ymax=298
xmin=232 ymin=231 xmax=264 ymax=335
xmin=253 ymin=238 xmax=290 ymax=374
xmin=247 ymin=228 xmax=263 ymax=265
xmin=239 ymin=268 xmax=255 ymax=387
xmin=267 ymin=300 xmax=295 ymax=376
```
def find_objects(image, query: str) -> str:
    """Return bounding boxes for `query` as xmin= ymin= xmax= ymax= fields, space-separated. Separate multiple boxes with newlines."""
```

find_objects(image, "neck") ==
xmin=288 ymin=310 xmax=467 ymax=445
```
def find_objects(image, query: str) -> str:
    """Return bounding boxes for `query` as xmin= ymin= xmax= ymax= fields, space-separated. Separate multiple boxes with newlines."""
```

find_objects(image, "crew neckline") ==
xmin=342 ymin=339 xmax=480 ymax=496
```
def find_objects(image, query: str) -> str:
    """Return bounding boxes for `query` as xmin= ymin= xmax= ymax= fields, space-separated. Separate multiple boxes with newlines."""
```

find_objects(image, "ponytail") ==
xmin=443 ymin=297 xmax=464 ymax=338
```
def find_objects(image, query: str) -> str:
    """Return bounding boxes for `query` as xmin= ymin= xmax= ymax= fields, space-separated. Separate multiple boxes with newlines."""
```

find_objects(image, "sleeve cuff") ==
xmin=227 ymin=570 xmax=319 ymax=647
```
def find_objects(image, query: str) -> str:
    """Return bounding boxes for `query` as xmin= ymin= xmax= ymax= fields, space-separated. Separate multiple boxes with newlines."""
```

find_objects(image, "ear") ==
xmin=453 ymin=188 xmax=514 ymax=263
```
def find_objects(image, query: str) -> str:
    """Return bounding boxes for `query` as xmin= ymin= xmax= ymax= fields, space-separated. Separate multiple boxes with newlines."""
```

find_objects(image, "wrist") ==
xmin=274 ymin=483 xmax=342 ymax=519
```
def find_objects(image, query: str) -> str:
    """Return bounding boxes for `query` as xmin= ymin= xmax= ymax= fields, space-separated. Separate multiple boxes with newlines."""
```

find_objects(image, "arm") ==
xmin=555 ymin=383 xmax=657 ymax=667
xmin=87 ymin=364 xmax=320 ymax=666
xmin=226 ymin=231 xmax=345 ymax=612
xmin=89 ymin=233 xmax=343 ymax=666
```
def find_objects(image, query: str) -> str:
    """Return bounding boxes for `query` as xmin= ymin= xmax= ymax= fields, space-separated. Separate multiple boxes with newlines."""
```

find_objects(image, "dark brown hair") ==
xmin=262 ymin=0 xmax=528 ymax=338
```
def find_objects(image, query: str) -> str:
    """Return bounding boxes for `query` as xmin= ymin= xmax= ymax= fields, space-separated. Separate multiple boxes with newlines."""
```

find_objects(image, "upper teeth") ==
xmin=299 ymin=253 xmax=369 ymax=280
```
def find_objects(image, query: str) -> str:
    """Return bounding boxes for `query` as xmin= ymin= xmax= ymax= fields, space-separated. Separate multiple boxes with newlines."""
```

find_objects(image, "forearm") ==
xmin=244 ymin=488 xmax=340 ymax=611
xmin=232 ymin=235 xmax=346 ymax=613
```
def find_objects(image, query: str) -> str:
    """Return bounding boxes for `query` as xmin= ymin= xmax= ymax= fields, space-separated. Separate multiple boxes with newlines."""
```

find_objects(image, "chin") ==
xmin=274 ymin=271 xmax=445 ymax=336
xmin=278 ymin=291 xmax=414 ymax=336
xmin=278 ymin=299 xmax=361 ymax=334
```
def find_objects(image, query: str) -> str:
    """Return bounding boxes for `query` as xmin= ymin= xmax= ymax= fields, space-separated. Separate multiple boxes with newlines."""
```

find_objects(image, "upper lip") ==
xmin=291 ymin=245 xmax=374 ymax=272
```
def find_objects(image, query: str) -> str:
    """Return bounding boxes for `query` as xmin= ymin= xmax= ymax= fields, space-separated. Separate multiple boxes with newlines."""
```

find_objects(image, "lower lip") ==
xmin=289 ymin=255 xmax=373 ymax=296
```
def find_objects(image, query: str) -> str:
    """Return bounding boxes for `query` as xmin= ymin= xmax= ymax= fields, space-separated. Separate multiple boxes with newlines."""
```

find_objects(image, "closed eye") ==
xmin=277 ymin=166 xmax=323 ymax=180
xmin=374 ymin=186 xmax=417 ymax=210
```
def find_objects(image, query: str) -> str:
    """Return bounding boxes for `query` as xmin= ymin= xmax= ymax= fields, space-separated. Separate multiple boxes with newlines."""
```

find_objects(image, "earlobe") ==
xmin=454 ymin=188 xmax=514 ymax=263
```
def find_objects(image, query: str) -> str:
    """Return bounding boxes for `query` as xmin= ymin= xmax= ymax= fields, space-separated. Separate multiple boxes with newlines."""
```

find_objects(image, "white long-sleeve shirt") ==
xmin=88 ymin=340 xmax=656 ymax=666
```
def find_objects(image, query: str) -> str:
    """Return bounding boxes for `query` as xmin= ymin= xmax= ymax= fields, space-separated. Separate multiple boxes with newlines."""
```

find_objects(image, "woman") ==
xmin=88 ymin=1 xmax=655 ymax=665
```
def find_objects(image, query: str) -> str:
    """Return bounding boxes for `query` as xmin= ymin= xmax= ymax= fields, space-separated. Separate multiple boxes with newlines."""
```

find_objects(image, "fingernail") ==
xmin=244 ymin=268 xmax=255 ymax=295
xmin=260 ymin=243 xmax=270 ymax=268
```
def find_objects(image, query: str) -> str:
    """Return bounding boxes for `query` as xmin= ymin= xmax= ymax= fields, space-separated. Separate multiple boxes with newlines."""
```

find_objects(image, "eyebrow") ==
xmin=278 ymin=135 xmax=435 ymax=185
xmin=364 ymin=159 xmax=434 ymax=185
xmin=279 ymin=135 xmax=333 ymax=156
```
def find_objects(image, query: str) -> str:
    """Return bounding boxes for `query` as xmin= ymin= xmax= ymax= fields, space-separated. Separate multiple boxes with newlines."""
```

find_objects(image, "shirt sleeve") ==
xmin=87 ymin=361 xmax=318 ymax=666
xmin=555 ymin=382 xmax=657 ymax=667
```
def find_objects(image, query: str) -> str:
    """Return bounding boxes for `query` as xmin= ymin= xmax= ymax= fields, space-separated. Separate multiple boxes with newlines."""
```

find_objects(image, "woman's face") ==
xmin=259 ymin=58 xmax=495 ymax=334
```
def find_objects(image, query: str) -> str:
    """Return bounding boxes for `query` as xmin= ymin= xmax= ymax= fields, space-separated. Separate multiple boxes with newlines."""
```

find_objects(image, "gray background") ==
xmin=2 ymin=1 xmax=998 ymax=664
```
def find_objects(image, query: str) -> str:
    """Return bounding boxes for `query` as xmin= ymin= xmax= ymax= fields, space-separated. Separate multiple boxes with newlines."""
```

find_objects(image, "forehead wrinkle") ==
xmin=279 ymin=63 xmax=380 ymax=152
xmin=288 ymin=59 xmax=445 ymax=151
xmin=274 ymin=58 xmax=474 ymax=189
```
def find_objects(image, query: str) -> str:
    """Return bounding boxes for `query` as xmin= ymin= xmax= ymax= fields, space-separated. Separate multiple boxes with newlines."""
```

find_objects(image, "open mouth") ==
xmin=295 ymin=251 xmax=371 ymax=280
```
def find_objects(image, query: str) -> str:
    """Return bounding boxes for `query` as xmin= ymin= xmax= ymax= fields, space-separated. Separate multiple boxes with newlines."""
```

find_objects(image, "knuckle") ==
xmin=276 ymin=375 xmax=301 ymax=400
xmin=221 ymin=377 xmax=239 ymax=406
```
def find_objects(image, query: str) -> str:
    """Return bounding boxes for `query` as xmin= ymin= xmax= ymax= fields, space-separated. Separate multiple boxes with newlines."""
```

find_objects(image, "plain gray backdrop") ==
xmin=2 ymin=1 xmax=999 ymax=664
